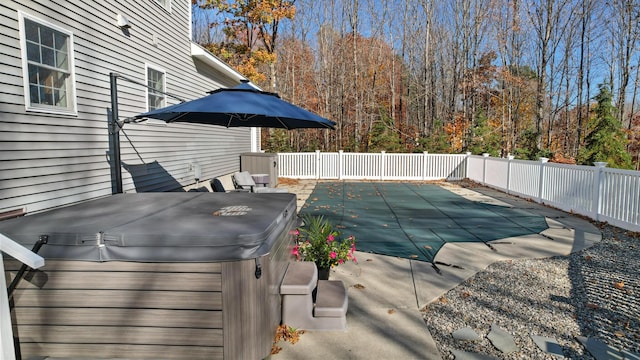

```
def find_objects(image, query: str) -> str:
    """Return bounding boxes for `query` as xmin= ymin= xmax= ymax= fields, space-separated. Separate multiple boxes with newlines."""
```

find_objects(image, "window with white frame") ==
xmin=20 ymin=13 xmax=76 ymax=114
xmin=146 ymin=65 xmax=166 ymax=111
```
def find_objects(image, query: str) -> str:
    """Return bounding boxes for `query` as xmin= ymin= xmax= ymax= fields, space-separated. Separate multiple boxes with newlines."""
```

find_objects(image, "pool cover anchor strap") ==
xmin=7 ymin=234 xmax=48 ymax=297
xmin=431 ymin=263 xmax=441 ymax=275
xmin=434 ymin=261 xmax=465 ymax=270
xmin=485 ymin=242 xmax=497 ymax=252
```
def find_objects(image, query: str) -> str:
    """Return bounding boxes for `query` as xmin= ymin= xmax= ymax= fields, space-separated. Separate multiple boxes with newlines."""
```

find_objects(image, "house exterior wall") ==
xmin=0 ymin=0 xmax=251 ymax=214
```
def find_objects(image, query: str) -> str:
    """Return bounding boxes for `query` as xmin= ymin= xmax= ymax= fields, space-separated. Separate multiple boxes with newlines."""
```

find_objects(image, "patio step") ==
xmin=280 ymin=261 xmax=316 ymax=295
xmin=280 ymin=262 xmax=347 ymax=331
xmin=314 ymin=280 xmax=348 ymax=318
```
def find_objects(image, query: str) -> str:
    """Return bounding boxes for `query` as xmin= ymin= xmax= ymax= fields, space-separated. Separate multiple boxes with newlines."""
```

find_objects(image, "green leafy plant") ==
xmin=291 ymin=214 xmax=357 ymax=269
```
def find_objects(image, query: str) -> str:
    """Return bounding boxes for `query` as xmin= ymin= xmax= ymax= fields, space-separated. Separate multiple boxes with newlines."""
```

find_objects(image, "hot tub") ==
xmin=1 ymin=192 xmax=297 ymax=360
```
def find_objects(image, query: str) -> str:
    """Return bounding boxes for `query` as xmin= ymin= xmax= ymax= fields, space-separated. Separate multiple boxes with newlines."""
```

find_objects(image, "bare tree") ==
xmin=419 ymin=0 xmax=435 ymax=133
xmin=611 ymin=0 xmax=640 ymax=125
xmin=527 ymin=0 xmax=570 ymax=153
xmin=574 ymin=0 xmax=595 ymax=156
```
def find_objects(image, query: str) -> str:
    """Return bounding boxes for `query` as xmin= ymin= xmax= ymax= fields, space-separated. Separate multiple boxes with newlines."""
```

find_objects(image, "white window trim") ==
xmin=18 ymin=11 xmax=78 ymax=116
xmin=145 ymin=63 xmax=167 ymax=112
xmin=153 ymin=0 xmax=172 ymax=12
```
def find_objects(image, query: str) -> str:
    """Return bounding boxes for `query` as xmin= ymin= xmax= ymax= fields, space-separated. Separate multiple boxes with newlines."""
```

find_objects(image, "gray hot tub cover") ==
xmin=0 ymin=193 xmax=297 ymax=262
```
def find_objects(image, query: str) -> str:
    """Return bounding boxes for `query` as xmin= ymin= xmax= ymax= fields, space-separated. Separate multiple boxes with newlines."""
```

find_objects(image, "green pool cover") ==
xmin=299 ymin=182 xmax=549 ymax=269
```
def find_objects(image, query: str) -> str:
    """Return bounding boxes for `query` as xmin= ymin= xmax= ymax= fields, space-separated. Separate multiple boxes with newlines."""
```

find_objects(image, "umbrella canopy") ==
xmin=135 ymin=80 xmax=335 ymax=130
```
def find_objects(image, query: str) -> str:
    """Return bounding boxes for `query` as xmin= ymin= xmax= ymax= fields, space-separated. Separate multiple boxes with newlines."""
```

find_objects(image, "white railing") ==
xmin=278 ymin=151 xmax=467 ymax=181
xmin=599 ymin=167 xmax=640 ymax=230
xmin=466 ymin=155 xmax=640 ymax=232
xmin=278 ymin=151 xmax=640 ymax=232
xmin=1 ymin=234 xmax=45 ymax=360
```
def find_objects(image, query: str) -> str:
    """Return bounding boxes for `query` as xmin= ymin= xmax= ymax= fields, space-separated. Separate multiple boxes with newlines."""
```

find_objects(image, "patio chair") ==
xmin=232 ymin=171 xmax=289 ymax=193
xmin=187 ymin=186 xmax=210 ymax=192
xmin=211 ymin=178 xmax=249 ymax=193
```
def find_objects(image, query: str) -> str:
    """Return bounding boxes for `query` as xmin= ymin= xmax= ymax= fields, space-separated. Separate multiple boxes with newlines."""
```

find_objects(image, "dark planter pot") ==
xmin=317 ymin=266 xmax=330 ymax=280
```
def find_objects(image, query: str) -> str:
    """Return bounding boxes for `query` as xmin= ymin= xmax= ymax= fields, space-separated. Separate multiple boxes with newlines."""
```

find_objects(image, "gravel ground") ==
xmin=422 ymin=223 xmax=640 ymax=359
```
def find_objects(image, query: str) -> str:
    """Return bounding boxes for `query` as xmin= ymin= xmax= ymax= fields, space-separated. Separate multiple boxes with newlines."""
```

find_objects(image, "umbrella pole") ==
xmin=109 ymin=72 xmax=124 ymax=194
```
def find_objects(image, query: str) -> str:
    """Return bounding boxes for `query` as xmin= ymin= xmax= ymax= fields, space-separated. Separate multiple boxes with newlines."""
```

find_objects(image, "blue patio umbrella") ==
xmin=134 ymin=80 xmax=336 ymax=130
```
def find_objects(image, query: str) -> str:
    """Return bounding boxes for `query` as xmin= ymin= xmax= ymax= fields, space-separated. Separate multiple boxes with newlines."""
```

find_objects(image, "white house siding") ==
xmin=0 ymin=0 xmax=251 ymax=214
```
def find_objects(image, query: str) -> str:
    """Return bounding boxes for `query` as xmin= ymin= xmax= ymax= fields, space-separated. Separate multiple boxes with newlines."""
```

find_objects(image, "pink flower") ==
xmin=291 ymin=245 xmax=299 ymax=256
xmin=292 ymin=229 xmax=300 ymax=236
xmin=330 ymin=251 xmax=337 ymax=259
xmin=338 ymin=259 xmax=344 ymax=264
xmin=327 ymin=234 xmax=335 ymax=242
xmin=352 ymin=256 xmax=357 ymax=263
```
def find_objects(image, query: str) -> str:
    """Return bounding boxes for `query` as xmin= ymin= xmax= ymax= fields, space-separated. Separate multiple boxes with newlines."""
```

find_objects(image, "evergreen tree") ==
xmin=415 ymin=120 xmax=452 ymax=153
xmin=466 ymin=111 xmax=502 ymax=156
xmin=368 ymin=111 xmax=403 ymax=152
xmin=264 ymin=129 xmax=294 ymax=152
xmin=513 ymin=128 xmax=553 ymax=160
xmin=417 ymin=133 xmax=450 ymax=153
xmin=578 ymin=84 xmax=632 ymax=169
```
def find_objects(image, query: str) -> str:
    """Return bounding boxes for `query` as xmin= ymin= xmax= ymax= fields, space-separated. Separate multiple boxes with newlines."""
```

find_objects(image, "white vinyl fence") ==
xmin=278 ymin=151 xmax=467 ymax=180
xmin=278 ymin=151 xmax=640 ymax=232
xmin=465 ymin=155 xmax=640 ymax=232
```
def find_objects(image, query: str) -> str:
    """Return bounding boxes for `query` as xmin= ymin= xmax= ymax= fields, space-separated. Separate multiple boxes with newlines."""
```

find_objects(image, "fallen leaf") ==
xmin=410 ymin=254 xmax=419 ymax=259
xmin=212 ymin=211 xmax=222 ymax=216
xmin=271 ymin=345 xmax=282 ymax=354
xmin=423 ymin=245 xmax=432 ymax=250
xmin=274 ymin=324 xmax=303 ymax=345
xmin=388 ymin=309 xmax=396 ymax=314
xmin=585 ymin=255 xmax=593 ymax=261
xmin=586 ymin=303 xmax=599 ymax=309
xmin=461 ymin=291 xmax=472 ymax=299
xmin=614 ymin=281 xmax=625 ymax=289
xmin=438 ymin=296 xmax=448 ymax=304
xmin=615 ymin=331 xmax=625 ymax=338
xmin=366 ymin=258 xmax=373 ymax=262
xmin=353 ymin=283 xmax=365 ymax=290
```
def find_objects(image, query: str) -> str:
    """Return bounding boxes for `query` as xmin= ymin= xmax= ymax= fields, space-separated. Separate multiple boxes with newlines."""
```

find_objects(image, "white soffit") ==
xmin=190 ymin=42 xmax=246 ymax=83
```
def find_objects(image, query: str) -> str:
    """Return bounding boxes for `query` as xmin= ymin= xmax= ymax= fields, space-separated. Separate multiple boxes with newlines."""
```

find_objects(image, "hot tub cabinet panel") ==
xmin=221 ymin=222 xmax=292 ymax=359
xmin=1 ymin=193 xmax=297 ymax=359
xmin=5 ymin=260 xmax=225 ymax=359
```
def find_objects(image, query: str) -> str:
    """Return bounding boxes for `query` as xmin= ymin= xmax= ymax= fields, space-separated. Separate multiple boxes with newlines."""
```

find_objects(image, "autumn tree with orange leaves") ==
xmin=194 ymin=0 xmax=295 ymax=90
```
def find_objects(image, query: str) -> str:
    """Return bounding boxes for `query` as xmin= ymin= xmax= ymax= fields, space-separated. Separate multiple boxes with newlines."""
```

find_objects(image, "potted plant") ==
xmin=291 ymin=214 xmax=357 ymax=280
